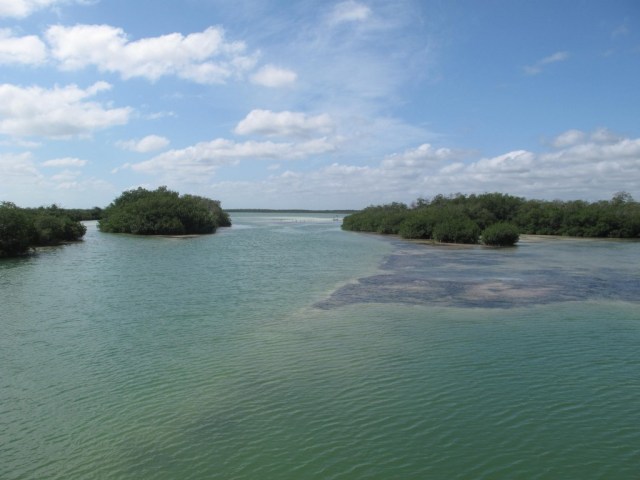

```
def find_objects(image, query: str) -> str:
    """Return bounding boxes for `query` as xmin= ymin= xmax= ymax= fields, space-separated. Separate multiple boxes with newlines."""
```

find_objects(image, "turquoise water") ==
xmin=1 ymin=213 xmax=639 ymax=479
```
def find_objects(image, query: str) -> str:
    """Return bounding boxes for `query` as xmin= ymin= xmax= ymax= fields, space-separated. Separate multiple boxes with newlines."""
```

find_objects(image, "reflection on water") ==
xmin=317 ymin=236 xmax=640 ymax=309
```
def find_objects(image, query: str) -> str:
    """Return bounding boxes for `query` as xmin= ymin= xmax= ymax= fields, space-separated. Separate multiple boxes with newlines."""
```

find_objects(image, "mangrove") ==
xmin=0 ymin=202 xmax=87 ymax=257
xmin=342 ymin=192 xmax=640 ymax=246
xmin=98 ymin=186 xmax=231 ymax=235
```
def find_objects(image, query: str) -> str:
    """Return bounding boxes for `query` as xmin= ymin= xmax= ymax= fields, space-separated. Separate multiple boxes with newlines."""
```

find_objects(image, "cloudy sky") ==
xmin=1 ymin=0 xmax=638 ymax=209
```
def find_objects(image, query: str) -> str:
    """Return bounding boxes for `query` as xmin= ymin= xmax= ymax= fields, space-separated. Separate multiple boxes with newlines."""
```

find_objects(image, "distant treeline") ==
xmin=0 ymin=203 xmax=87 ymax=257
xmin=98 ymin=186 xmax=231 ymax=235
xmin=226 ymin=209 xmax=357 ymax=214
xmin=342 ymin=192 xmax=640 ymax=246
xmin=57 ymin=206 xmax=103 ymax=221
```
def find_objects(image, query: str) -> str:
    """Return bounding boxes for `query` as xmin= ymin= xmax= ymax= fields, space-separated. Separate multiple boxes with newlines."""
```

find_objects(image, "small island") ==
xmin=98 ymin=186 xmax=231 ymax=235
xmin=0 ymin=203 xmax=87 ymax=257
xmin=341 ymin=192 xmax=640 ymax=246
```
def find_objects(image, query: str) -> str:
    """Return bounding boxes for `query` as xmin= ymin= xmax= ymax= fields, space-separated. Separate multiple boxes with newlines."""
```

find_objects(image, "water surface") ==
xmin=1 ymin=214 xmax=639 ymax=479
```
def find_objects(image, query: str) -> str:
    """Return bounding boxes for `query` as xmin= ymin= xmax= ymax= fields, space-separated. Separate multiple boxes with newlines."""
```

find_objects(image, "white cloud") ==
xmin=590 ymin=127 xmax=621 ymax=144
xmin=329 ymin=1 xmax=372 ymax=25
xmin=467 ymin=150 xmax=535 ymax=174
xmin=41 ymin=157 xmax=87 ymax=167
xmin=206 ymin=130 xmax=640 ymax=209
xmin=552 ymin=129 xmax=586 ymax=148
xmin=250 ymin=64 xmax=297 ymax=87
xmin=0 ymin=0 xmax=87 ymax=18
xmin=234 ymin=109 xmax=334 ymax=137
xmin=117 ymin=135 xmax=170 ymax=153
xmin=382 ymin=143 xmax=462 ymax=169
xmin=129 ymin=137 xmax=336 ymax=181
xmin=51 ymin=168 xmax=81 ymax=183
xmin=524 ymin=51 xmax=569 ymax=75
xmin=46 ymin=24 xmax=257 ymax=84
xmin=0 ymin=82 xmax=132 ymax=138
xmin=52 ymin=176 xmax=114 ymax=194
xmin=0 ymin=29 xmax=47 ymax=65
xmin=0 ymin=152 xmax=41 ymax=179
xmin=0 ymin=151 xmax=117 ymax=206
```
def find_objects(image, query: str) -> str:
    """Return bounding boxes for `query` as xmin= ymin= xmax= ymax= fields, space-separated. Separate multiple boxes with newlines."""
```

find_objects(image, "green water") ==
xmin=1 ymin=213 xmax=639 ymax=479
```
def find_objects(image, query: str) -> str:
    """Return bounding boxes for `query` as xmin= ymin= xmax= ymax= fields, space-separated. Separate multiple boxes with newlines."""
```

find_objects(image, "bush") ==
xmin=0 ymin=203 xmax=33 ymax=257
xmin=0 ymin=202 xmax=86 ymax=257
xmin=99 ymin=187 xmax=230 ymax=235
xmin=432 ymin=216 xmax=480 ymax=244
xmin=398 ymin=209 xmax=438 ymax=239
xmin=481 ymin=222 xmax=520 ymax=246
xmin=342 ymin=203 xmax=408 ymax=234
xmin=343 ymin=192 xmax=640 ymax=241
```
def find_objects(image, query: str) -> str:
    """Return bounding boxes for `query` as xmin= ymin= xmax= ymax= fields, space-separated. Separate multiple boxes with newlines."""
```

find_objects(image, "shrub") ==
xmin=481 ymin=222 xmax=520 ymax=246
xmin=99 ymin=187 xmax=230 ymax=235
xmin=432 ymin=217 xmax=480 ymax=244
xmin=0 ymin=202 xmax=86 ymax=257
xmin=342 ymin=203 xmax=408 ymax=234
xmin=0 ymin=203 xmax=33 ymax=257
xmin=398 ymin=209 xmax=438 ymax=239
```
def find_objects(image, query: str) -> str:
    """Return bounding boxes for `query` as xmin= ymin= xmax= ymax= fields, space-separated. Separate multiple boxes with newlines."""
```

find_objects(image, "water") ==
xmin=1 ymin=213 xmax=639 ymax=479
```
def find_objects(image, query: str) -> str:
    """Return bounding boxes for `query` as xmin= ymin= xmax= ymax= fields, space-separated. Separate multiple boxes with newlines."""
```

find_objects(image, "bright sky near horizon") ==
xmin=0 ymin=0 xmax=638 ymax=209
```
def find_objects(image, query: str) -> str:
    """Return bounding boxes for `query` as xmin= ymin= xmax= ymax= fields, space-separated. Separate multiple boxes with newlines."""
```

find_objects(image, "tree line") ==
xmin=0 ymin=203 xmax=87 ymax=257
xmin=341 ymin=192 xmax=640 ymax=246
xmin=1 ymin=187 xmax=231 ymax=257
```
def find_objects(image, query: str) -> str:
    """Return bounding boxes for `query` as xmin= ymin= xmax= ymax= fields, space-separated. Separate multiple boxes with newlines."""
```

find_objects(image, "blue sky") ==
xmin=1 ymin=0 xmax=638 ymax=209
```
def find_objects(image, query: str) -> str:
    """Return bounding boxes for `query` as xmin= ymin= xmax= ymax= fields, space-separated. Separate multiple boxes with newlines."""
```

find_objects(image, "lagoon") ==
xmin=1 ymin=213 xmax=639 ymax=479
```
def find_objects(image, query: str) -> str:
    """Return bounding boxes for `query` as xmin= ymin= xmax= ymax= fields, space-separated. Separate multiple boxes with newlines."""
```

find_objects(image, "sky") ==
xmin=0 ymin=0 xmax=639 ymax=209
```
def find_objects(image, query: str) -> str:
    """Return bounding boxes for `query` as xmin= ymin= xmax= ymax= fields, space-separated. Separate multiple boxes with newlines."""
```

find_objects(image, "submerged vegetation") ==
xmin=98 ymin=186 xmax=231 ymax=235
xmin=0 ymin=203 xmax=87 ymax=257
xmin=342 ymin=192 xmax=640 ymax=245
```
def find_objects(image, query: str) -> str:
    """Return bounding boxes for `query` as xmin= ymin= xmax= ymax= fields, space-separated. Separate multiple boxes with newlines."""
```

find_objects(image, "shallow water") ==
xmin=1 ymin=214 xmax=639 ymax=479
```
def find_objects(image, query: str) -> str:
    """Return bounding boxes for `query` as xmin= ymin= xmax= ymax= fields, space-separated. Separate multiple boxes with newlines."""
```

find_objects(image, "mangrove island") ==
xmin=98 ymin=186 xmax=231 ymax=235
xmin=341 ymin=192 xmax=640 ymax=246
xmin=0 ymin=203 xmax=87 ymax=257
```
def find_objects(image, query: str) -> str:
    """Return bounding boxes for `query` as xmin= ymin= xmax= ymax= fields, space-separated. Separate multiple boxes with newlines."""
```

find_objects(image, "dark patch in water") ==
xmin=316 ymin=239 xmax=640 ymax=310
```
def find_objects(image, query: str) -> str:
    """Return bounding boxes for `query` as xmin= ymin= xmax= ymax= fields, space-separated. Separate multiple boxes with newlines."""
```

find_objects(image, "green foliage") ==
xmin=343 ymin=192 xmax=640 ymax=244
xmin=432 ymin=215 xmax=480 ymax=244
xmin=0 ymin=203 xmax=33 ymax=257
xmin=481 ymin=222 xmax=520 ymax=246
xmin=398 ymin=208 xmax=439 ymax=239
xmin=341 ymin=202 xmax=408 ymax=234
xmin=0 ymin=202 xmax=87 ymax=257
xmin=98 ymin=187 xmax=231 ymax=235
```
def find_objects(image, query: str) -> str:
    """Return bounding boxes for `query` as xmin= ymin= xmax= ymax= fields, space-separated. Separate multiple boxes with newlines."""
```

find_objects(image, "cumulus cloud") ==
xmin=52 ymin=176 xmax=114 ymax=194
xmin=552 ymin=129 xmax=586 ymax=148
xmin=250 ymin=64 xmax=297 ymax=87
xmin=234 ymin=109 xmax=334 ymax=138
xmin=590 ymin=127 xmax=621 ymax=144
xmin=0 ymin=82 xmax=132 ymax=138
xmin=117 ymin=135 xmax=170 ymax=153
xmin=206 ymin=130 xmax=640 ymax=209
xmin=524 ymin=51 xmax=569 ymax=75
xmin=50 ymin=168 xmax=81 ymax=183
xmin=0 ymin=151 xmax=41 ymax=179
xmin=41 ymin=157 xmax=88 ymax=167
xmin=381 ymin=143 xmax=462 ymax=169
xmin=129 ymin=137 xmax=335 ymax=182
xmin=0 ymin=29 xmax=47 ymax=65
xmin=329 ymin=1 xmax=372 ymax=24
xmin=45 ymin=24 xmax=257 ymax=84
xmin=0 ymin=0 xmax=88 ymax=18
xmin=552 ymin=128 xmax=624 ymax=149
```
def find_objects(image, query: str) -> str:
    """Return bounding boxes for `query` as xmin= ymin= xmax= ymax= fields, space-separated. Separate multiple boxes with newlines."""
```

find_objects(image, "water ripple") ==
xmin=1 ymin=218 xmax=639 ymax=479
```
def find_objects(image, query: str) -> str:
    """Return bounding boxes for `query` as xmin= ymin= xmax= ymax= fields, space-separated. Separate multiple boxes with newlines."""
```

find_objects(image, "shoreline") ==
xmin=345 ymin=230 xmax=639 ymax=248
